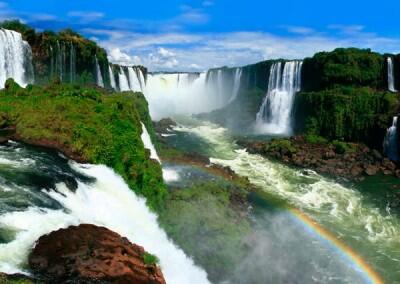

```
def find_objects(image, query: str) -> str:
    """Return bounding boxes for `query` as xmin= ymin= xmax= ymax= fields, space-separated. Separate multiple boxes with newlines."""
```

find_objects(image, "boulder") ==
xmin=29 ymin=224 xmax=166 ymax=284
xmin=365 ymin=165 xmax=379 ymax=176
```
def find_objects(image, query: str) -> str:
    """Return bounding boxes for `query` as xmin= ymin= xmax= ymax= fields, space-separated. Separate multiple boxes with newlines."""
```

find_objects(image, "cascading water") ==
xmin=128 ymin=66 xmax=142 ymax=92
xmin=108 ymin=64 xmax=117 ymax=90
xmin=141 ymin=122 xmax=161 ymax=163
xmin=255 ymin=61 xmax=303 ymax=134
xmin=228 ymin=68 xmax=242 ymax=104
xmin=118 ymin=67 xmax=130 ymax=91
xmin=144 ymin=72 xmax=227 ymax=120
xmin=383 ymin=116 xmax=399 ymax=162
xmin=0 ymin=142 xmax=210 ymax=284
xmin=388 ymin=57 xmax=397 ymax=92
xmin=69 ymin=42 xmax=76 ymax=83
xmin=0 ymin=29 xmax=34 ymax=88
xmin=95 ymin=56 xmax=104 ymax=88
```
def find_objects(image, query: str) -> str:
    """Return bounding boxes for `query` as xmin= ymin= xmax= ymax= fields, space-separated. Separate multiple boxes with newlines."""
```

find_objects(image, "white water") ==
xmin=170 ymin=120 xmax=400 ymax=282
xmin=383 ymin=116 xmax=399 ymax=162
xmin=228 ymin=68 xmax=242 ymax=104
xmin=141 ymin=122 xmax=161 ymax=163
xmin=0 ymin=162 xmax=210 ymax=283
xmin=95 ymin=56 xmax=104 ymax=88
xmin=0 ymin=29 xmax=33 ymax=88
xmin=128 ymin=67 xmax=142 ymax=92
xmin=256 ymin=61 xmax=303 ymax=135
xmin=108 ymin=64 xmax=117 ymax=90
xmin=118 ymin=67 xmax=130 ymax=91
xmin=388 ymin=57 xmax=397 ymax=92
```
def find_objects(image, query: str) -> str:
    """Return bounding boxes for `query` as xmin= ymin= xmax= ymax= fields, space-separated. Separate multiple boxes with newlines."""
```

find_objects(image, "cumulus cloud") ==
xmin=108 ymin=48 xmax=142 ymax=65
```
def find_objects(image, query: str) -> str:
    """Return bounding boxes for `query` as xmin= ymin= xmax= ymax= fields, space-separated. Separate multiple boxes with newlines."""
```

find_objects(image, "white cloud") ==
xmin=68 ymin=11 xmax=104 ymax=23
xmin=88 ymin=26 xmax=400 ymax=72
xmin=283 ymin=26 xmax=315 ymax=35
xmin=108 ymin=48 xmax=142 ymax=65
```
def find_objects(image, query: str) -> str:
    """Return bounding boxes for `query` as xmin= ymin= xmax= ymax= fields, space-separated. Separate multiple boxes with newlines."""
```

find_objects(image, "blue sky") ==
xmin=1 ymin=0 xmax=399 ymax=71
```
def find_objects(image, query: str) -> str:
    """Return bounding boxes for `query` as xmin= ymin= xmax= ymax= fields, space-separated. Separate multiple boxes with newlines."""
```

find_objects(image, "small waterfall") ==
xmin=137 ymin=68 xmax=146 ymax=90
xmin=141 ymin=122 xmax=161 ymax=163
xmin=0 ymin=29 xmax=34 ymax=88
xmin=388 ymin=57 xmax=397 ymax=92
xmin=127 ymin=66 xmax=142 ymax=92
xmin=108 ymin=64 xmax=117 ymax=90
xmin=256 ymin=61 xmax=303 ymax=134
xmin=228 ymin=68 xmax=242 ymax=103
xmin=118 ymin=67 xmax=130 ymax=91
xmin=69 ymin=42 xmax=76 ymax=83
xmin=383 ymin=116 xmax=399 ymax=162
xmin=95 ymin=56 xmax=104 ymax=87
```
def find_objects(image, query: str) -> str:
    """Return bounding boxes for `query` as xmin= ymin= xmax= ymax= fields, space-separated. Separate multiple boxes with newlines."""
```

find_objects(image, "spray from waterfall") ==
xmin=388 ymin=57 xmax=397 ymax=92
xmin=128 ymin=67 xmax=142 ymax=92
xmin=95 ymin=56 xmax=104 ymax=88
xmin=383 ymin=116 xmax=399 ymax=162
xmin=255 ymin=61 xmax=303 ymax=134
xmin=0 ymin=29 xmax=34 ymax=88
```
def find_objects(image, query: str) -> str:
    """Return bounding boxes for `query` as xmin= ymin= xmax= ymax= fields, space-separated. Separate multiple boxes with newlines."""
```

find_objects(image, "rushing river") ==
xmin=0 ymin=141 xmax=210 ymax=283
xmin=163 ymin=118 xmax=400 ymax=284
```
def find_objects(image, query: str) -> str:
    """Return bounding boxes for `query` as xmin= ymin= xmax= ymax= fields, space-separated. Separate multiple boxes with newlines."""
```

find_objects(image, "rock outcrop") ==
xmin=29 ymin=224 xmax=166 ymax=284
xmin=238 ymin=136 xmax=400 ymax=181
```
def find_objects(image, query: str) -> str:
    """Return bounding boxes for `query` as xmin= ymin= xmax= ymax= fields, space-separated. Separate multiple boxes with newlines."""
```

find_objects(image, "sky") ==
xmin=0 ymin=0 xmax=399 ymax=71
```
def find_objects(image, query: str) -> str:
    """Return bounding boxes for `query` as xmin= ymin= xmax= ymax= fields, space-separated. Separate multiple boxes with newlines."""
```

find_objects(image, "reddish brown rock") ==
xmin=29 ymin=224 xmax=166 ymax=284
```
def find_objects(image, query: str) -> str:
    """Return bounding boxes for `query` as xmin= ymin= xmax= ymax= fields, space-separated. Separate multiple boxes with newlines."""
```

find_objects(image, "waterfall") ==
xmin=69 ymin=42 xmax=76 ymax=83
xmin=137 ymin=68 xmax=146 ymax=90
xmin=118 ymin=67 xmax=130 ymax=91
xmin=228 ymin=68 xmax=242 ymax=104
xmin=0 ymin=144 xmax=210 ymax=283
xmin=95 ymin=56 xmax=104 ymax=88
xmin=144 ymin=72 xmax=223 ymax=119
xmin=0 ymin=29 xmax=34 ymax=88
xmin=383 ymin=116 xmax=399 ymax=162
xmin=388 ymin=57 xmax=397 ymax=92
xmin=108 ymin=64 xmax=117 ymax=90
xmin=141 ymin=122 xmax=161 ymax=163
xmin=256 ymin=61 xmax=303 ymax=134
xmin=127 ymin=67 xmax=142 ymax=92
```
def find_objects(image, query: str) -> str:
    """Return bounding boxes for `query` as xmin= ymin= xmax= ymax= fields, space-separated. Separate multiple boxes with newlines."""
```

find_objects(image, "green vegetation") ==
xmin=302 ymin=48 xmax=386 ymax=91
xmin=294 ymin=87 xmax=399 ymax=149
xmin=304 ymin=134 xmax=328 ymax=144
xmin=159 ymin=181 xmax=251 ymax=282
xmin=0 ymin=79 xmax=166 ymax=210
xmin=332 ymin=140 xmax=357 ymax=154
xmin=143 ymin=252 xmax=159 ymax=265
xmin=265 ymin=139 xmax=297 ymax=156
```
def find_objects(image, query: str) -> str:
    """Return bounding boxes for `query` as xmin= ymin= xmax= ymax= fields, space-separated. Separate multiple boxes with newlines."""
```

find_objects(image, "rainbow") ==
xmin=290 ymin=208 xmax=384 ymax=284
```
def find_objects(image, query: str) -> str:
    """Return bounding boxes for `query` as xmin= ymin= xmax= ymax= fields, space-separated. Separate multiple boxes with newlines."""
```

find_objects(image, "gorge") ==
xmin=0 ymin=19 xmax=400 ymax=284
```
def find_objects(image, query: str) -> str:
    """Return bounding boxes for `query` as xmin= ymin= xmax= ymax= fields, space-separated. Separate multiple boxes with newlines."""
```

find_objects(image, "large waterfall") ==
xmin=383 ymin=116 xmax=399 ymax=162
xmin=95 ymin=56 xmax=104 ymax=88
xmin=255 ymin=61 xmax=303 ymax=135
xmin=0 ymin=29 xmax=34 ymax=88
xmin=388 ymin=57 xmax=397 ymax=92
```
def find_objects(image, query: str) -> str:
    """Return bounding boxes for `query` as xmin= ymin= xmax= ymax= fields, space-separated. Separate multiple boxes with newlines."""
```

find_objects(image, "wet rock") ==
xmin=382 ymin=158 xmax=397 ymax=171
xmin=29 ymin=224 xmax=166 ymax=284
xmin=350 ymin=165 xmax=363 ymax=177
xmin=323 ymin=150 xmax=336 ymax=160
xmin=371 ymin=149 xmax=383 ymax=161
xmin=154 ymin=118 xmax=177 ymax=134
xmin=365 ymin=165 xmax=379 ymax=176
